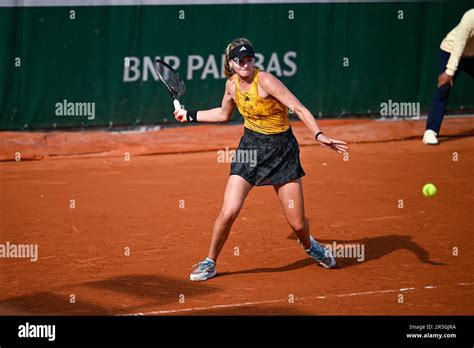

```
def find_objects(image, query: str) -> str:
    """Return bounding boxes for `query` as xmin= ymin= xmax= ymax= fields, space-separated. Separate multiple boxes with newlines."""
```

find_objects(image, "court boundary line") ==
xmin=120 ymin=282 xmax=474 ymax=316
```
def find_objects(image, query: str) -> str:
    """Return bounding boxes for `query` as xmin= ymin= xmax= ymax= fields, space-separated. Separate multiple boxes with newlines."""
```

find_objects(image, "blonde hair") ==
xmin=224 ymin=37 xmax=253 ymax=78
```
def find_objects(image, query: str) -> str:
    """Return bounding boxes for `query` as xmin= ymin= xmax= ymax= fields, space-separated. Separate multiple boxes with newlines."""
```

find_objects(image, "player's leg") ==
xmin=273 ymin=178 xmax=311 ymax=249
xmin=273 ymin=178 xmax=335 ymax=268
xmin=207 ymin=175 xmax=253 ymax=261
xmin=190 ymin=175 xmax=252 ymax=281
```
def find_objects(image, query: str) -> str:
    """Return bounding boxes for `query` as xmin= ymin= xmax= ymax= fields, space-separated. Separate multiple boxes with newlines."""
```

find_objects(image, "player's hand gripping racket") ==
xmin=154 ymin=59 xmax=185 ymax=112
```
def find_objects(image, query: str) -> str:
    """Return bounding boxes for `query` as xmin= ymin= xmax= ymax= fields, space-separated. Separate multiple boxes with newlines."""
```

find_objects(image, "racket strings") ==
xmin=154 ymin=61 xmax=185 ymax=98
xmin=159 ymin=75 xmax=174 ymax=94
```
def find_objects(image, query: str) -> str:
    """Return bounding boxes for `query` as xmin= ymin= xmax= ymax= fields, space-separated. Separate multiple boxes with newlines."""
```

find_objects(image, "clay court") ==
xmin=0 ymin=117 xmax=473 ymax=316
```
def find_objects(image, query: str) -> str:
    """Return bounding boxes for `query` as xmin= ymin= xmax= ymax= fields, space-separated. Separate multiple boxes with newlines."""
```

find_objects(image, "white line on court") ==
xmin=120 ymin=282 xmax=474 ymax=316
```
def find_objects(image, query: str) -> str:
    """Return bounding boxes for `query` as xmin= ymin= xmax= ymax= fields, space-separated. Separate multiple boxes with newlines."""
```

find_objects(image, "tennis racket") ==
xmin=154 ymin=59 xmax=185 ymax=111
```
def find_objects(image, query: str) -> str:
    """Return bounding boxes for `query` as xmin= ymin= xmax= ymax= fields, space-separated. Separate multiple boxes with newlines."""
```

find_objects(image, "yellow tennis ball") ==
xmin=423 ymin=183 xmax=437 ymax=197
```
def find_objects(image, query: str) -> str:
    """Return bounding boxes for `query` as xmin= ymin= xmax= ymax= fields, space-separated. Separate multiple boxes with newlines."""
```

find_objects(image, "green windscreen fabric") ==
xmin=0 ymin=1 xmax=472 ymax=129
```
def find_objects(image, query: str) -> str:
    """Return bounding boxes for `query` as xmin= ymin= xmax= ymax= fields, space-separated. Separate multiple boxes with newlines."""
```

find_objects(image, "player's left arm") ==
xmin=258 ymin=71 xmax=349 ymax=153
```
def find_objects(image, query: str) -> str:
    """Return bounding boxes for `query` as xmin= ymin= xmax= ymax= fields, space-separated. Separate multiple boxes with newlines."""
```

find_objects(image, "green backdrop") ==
xmin=0 ymin=1 xmax=473 ymax=129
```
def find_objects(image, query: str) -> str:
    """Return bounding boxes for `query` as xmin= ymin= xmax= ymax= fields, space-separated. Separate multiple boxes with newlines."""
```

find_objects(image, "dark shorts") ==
xmin=230 ymin=127 xmax=306 ymax=186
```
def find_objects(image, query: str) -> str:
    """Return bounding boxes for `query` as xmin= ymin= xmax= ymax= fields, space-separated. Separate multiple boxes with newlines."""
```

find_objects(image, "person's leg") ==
xmin=426 ymin=50 xmax=454 ymax=133
xmin=273 ymin=178 xmax=335 ymax=268
xmin=426 ymin=50 xmax=463 ymax=134
xmin=190 ymin=175 xmax=253 ymax=281
xmin=207 ymin=175 xmax=253 ymax=262
xmin=273 ymin=178 xmax=311 ymax=250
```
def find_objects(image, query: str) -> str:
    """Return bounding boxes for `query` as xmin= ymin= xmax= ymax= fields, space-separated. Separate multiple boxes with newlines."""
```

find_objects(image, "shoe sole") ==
xmin=318 ymin=257 xmax=336 ymax=269
xmin=190 ymin=269 xmax=217 ymax=281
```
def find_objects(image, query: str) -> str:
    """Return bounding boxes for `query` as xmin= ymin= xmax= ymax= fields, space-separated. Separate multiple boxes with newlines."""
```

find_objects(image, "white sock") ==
xmin=206 ymin=257 xmax=216 ymax=264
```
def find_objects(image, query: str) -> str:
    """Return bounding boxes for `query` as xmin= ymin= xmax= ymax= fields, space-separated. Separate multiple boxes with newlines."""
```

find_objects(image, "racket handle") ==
xmin=173 ymin=99 xmax=181 ymax=111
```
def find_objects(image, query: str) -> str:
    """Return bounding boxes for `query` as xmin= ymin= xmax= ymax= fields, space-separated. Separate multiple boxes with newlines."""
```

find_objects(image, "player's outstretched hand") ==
xmin=316 ymin=134 xmax=349 ymax=154
xmin=173 ymin=108 xmax=188 ymax=123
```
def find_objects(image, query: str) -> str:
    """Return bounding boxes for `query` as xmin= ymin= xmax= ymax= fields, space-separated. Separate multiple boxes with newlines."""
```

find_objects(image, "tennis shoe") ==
xmin=303 ymin=236 xmax=336 ymax=269
xmin=190 ymin=258 xmax=216 ymax=281
xmin=423 ymin=129 xmax=439 ymax=145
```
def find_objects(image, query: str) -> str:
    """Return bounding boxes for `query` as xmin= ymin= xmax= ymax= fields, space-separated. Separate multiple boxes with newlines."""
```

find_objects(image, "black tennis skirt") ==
xmin=230 ymin=127 xmax=306 ymax=186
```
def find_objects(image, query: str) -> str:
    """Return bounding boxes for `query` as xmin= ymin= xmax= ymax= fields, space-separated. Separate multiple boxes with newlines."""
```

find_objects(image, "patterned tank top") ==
xmin=234 ymin=69 xmax=290 ymax=135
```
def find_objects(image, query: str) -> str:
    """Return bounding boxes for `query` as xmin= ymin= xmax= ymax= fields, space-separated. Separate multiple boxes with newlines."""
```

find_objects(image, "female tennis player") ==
xmin=174 ymin=38 xmax=349 ymax=281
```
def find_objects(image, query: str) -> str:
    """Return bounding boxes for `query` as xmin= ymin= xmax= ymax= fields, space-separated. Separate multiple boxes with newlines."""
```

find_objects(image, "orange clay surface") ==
xmin=0 ymin=117 xmax=473 ymax=315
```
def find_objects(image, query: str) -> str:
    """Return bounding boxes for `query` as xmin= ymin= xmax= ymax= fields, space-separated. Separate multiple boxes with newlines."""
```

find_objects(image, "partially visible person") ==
xmin=424 ymin=8 xmax=474 ymax=145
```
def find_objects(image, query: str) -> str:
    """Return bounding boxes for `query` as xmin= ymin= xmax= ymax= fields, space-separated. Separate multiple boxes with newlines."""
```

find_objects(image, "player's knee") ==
xmin=219 ymin=208 xmax=239 ymax=224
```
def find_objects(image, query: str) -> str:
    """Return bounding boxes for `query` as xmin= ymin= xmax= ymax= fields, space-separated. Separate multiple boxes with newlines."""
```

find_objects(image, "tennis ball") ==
xmin=422 ymin=183 xmax=437 ymax=197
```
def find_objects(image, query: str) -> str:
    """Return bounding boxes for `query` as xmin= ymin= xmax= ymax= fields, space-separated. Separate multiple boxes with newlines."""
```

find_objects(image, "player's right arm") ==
xmin=174 ymin=79 xmax=236 ymax=123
